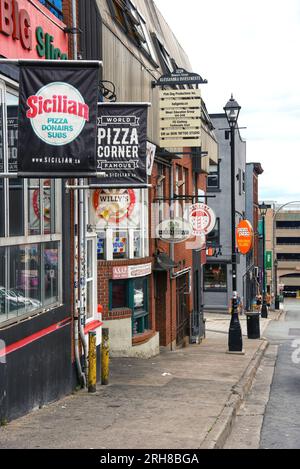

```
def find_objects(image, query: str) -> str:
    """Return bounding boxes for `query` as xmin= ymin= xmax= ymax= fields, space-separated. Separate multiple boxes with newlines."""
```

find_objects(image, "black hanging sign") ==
xmin=18 ymin=61 xmax=100 ymax=177
xmin=153 ymin=68 xmax=207 ymax=87
xmin=95 ymin=103 xmax=150 ymax=187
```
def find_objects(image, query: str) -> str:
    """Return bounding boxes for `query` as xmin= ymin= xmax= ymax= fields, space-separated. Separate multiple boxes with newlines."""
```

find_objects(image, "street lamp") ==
xmin=259 ymin=202 xmax=270 ymax=318
xmin=274 ymin=258 xmax=280 ymax=310
xmin=224 ymin=95 xmax=243 ymax=353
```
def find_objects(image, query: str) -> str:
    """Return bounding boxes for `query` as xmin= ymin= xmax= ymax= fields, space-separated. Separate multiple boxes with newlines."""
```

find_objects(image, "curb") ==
xmin=199 ymin=340 xmax=269 ymax=449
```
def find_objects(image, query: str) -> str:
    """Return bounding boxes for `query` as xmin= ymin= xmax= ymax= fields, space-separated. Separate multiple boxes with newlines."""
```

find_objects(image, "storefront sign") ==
xmin=156 ymin=218 xmax=192 ymax=244
xmin=266 ymin=251 xmax=273 ymax=270
xmin=0 ymin=0 xmax=68 ymax=59
xmin=236 ymin=220 xmax=254 ymax=255
xmin=189 ymin=203 xmax=216 ymax=236
xmin=159 ymin=89 xmax=201 ymax=148
xmin=154 ymin=68 xmax=207 ymax=87
xmin=96 ymin=103 xmax=149 ymax=187
xmin=18 ymin=61 xmax=99 ymax=177
xmin=113 ymin=263 xmax=152 ymax=280
xmin=93 ymin=189 xmax=136 ymax=223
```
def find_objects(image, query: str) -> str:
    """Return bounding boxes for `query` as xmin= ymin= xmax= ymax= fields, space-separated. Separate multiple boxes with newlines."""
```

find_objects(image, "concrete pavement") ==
xmin=0 ymin=310 xmax=282 ymax=449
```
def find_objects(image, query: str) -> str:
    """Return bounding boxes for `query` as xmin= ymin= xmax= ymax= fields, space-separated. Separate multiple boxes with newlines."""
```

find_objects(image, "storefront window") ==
xmin=92 ymin=189 xmax=148 ymax=260
xmin=132 ymin=277 xmax=149 ymax=335
xmin=44 ymin=242 xmax=59 ymax=306
xmin=113 ymin=231 xmax=128 ymax=259
xmin=9 ymin=179 xmax=24 ymax=236
xmin=110 ymin=280 xmax=128 ymax=309
xmin=0 ymin=78 xmax=62 ymax=325
xmin=204 ymin=263 xmax=227 ymax=291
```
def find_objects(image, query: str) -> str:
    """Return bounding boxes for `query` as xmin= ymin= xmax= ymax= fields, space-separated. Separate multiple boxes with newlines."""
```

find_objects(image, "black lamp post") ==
xmin=274 ymin=258 xmax=280 ymax=310
xmin=259 ymin=202 xmax=269 ymax=318
xmin=224 ymin=95 xmax=243 ymax=353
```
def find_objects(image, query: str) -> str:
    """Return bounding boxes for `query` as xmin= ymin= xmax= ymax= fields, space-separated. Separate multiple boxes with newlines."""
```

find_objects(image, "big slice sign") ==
xmin=0 ymin=0 xmax=68 ymax=59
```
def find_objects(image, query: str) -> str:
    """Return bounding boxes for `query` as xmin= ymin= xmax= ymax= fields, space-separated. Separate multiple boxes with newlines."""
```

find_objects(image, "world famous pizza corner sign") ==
xmin=17 ymin=60 xmax=100 ymax=177
xmin=95 ymin=102 xmax=151 ymax=187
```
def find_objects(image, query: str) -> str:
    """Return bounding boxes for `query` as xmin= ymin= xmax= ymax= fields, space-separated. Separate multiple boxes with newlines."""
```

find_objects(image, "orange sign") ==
xmin=236 ymin=220 xmax=253 ymax=255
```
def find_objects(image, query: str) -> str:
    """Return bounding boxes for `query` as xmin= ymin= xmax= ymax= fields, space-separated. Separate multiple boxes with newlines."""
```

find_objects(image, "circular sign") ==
xmin=236 ymin=220 xmax=254 ymax=255
xmin=189 ymin=203 xmax=216 ymax=236
xmin=27 ymin=82 xmax=89 ymax=146
xmin=156 ymin=218 xmax=192 ymax=244
xmin=93 ymin=189 xmax=136 ymax=223
xmin=32 ymin=180 xmax=51 ymax=221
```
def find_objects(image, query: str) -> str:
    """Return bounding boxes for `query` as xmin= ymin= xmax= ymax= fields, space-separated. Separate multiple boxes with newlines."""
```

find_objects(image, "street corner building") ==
xmin=0 ymin=0 xmax=74 ymax=422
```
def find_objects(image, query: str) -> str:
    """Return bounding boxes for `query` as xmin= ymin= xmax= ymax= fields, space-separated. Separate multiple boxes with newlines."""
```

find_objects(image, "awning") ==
xmin=153 ymin=252 xmax=178 ymax=271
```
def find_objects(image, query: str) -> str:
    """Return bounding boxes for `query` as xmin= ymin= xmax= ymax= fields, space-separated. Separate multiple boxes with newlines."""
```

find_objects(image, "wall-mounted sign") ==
xmin=18 ymin=61 xmax=99 ymax=177
xmin=0 ymin=0 xmax=68 ymax=59
xmin=96 ymin=103 xmax=149 ymax=187
xmin=236 ymin=220 xmax=254 ymax=255
xmin=113 ymin=263 xmax=152 ymax=280
xmin=189 ymin=203 xmax=216 ymax=236
xmin=159 ymin=89 xmax=201 ymax=148
xmin=265 ymin=251 xmax=273 ymax=270
xmin=93 ymin=189 xmax=136 ymax=223
xmin=156 ymin=218 xmax=192 ymax=244
xmin=154 ymin=68 xmax=207 ymax=87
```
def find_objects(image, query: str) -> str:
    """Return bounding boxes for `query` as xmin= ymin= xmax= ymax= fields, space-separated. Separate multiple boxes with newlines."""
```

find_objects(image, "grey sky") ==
xmin=154 ymin=0 xmax=300 ymax=204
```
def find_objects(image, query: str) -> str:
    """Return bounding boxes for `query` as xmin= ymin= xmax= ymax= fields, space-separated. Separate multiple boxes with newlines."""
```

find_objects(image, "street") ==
xmin=224 ymin=299 xmax=300 ymax=449
xmin=260 ymin=299 xmax=300 ymax=449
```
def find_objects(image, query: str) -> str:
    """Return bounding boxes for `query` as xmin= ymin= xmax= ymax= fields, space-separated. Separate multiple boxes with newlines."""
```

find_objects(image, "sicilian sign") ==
xmin=96 ymin=103 xmax=149 ymax=187
xmin=236 ymin=220 xmax=254 ymax=255
xmin=159 ymin=89 xmax=201 ymax=148
xmin=266 ymin=251 xmax=273 ymax=270
xmin=154 ymin=68 xmax=207 ymax=87
xmin=18 ymin=61 xmax=99 ymax=177
xmin=156 ymin=218 xmax=192 ymax=244
xmin=113 ymin=263 xmax=152 ymax=280
xmin=189 ymin=203 xmax=216 ymax=236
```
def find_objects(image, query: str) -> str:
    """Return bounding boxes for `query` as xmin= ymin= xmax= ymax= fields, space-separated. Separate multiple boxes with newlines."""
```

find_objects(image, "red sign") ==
xmin=189 ymin=203 xmax=216 ymax=236
xmin=236 ymin=220 xmax=254 ymax=255
xmin=0 ymin=0 xmax=68 ymax=59
xmin=112 ymin=263 xmax=152 ymax=280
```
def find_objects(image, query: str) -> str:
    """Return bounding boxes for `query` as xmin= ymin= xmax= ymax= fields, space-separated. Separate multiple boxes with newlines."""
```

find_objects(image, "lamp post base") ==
xmin=227 ymin=350 xmax=245 ymax=355
xmin=228 ymin=297 xmax=243 ymax=353
xmin=261 ymin=303 xmax=268 ymax=318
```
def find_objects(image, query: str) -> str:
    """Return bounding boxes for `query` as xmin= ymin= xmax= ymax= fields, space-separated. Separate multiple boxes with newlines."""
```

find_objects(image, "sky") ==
xmin=154 ymin=0 xmax=300 ymax=204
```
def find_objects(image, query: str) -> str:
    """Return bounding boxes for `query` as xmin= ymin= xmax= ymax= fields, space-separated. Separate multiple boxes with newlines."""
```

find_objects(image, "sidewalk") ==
xmin=0 ymin=311 xmax=282 ymax=449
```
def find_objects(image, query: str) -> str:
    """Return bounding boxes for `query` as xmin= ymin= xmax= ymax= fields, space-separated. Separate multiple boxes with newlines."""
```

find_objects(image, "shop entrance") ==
xmin=176 ymin=274 xmax=189 ymax=346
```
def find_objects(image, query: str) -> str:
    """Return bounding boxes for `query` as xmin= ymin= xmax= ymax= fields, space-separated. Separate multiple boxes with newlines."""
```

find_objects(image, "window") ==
xmin=132 ymin=277 xmax=149 ymax=335
xmin=151 ymin=34 xmax=174 ymax=73
xmin=276 ymin=220 xmax=300 ymax=229
xmin=38 ymin=1 xmax=63 ymax=20
xmin=108 ymin=0 xmax=158 ymax=64
xmin=109 ymin=277 xmax=150 ymax=336
xmin=110 ymin=280 xmax=129 ymax=309
xmin=277 ymin=254 xmax=300 ymax=261
xmin=0 ymin=242 xmax=60 ymax=323
xmin=92 ymin=189 xmax=149 ymax=261
xmin=207 ymin=162 xmax=220 ymax=189
xmin=276 ymin=237 xmax=300 ymax=245
xmin=86 ymin=237 xmax=97 ymax=321
xmin=204 ymin=263 xmax=227 ymax=291
xmin=242 ymin=170 xmax=245 ymax=193
xmin=0 ymin=77 xmax=62 ymax=325
xmin=206 ymin=218 xmax=219 ymax=248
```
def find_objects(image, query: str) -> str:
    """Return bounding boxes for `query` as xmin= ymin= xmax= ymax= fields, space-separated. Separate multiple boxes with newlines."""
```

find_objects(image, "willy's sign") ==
xmin=18 ymin=61 xmax=100 ymax=177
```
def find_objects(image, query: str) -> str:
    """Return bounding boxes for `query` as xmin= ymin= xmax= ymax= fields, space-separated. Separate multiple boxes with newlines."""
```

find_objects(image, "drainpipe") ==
xmin=170 ymin=164 xmax=175 ymax=350
xmin=72 ymin=0 xmax=87 ymax=387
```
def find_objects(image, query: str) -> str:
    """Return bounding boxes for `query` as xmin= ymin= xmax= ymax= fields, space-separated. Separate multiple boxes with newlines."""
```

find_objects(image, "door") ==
xmin=176 ymin=274 xmax=189 ymax=346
